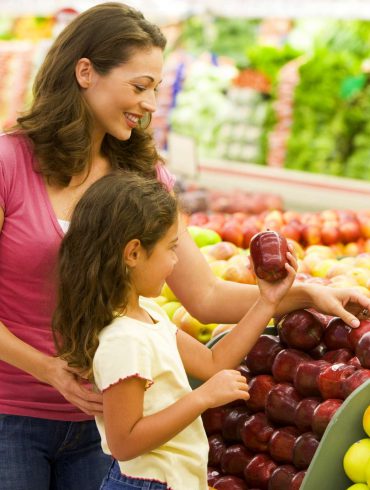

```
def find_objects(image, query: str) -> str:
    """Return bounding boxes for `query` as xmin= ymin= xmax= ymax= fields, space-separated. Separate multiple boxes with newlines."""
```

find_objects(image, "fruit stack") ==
xmin=204 ymin=311 xmax=370 ymax=490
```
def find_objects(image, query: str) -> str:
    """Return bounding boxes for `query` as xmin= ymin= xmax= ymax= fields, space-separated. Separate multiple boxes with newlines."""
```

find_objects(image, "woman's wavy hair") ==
xmin=15 ymin=2 xmax=167 ymax=186
xmin=52 ymin=171 xmax=178 ymax=382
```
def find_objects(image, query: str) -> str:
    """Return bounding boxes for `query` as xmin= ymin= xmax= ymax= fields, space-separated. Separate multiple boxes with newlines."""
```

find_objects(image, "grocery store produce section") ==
xmin=2 ymin=2 xmax=370 ymax=489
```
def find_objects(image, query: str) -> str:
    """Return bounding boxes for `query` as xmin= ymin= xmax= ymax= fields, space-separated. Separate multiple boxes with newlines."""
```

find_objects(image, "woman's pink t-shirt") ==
xmin=0 ymin=133 xmax=175 ymax=421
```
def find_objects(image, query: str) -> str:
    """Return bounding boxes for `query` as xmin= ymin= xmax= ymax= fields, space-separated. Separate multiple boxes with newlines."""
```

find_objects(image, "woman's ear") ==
xmin=75 ymin=58 xmax=94 ymax=89
xmin=124 ymin=239 xmax=142 ymax=267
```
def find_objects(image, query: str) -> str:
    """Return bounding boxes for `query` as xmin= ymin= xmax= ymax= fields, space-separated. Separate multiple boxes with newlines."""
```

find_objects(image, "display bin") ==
xmin=190 ymin=329 xmax=370 ymax=490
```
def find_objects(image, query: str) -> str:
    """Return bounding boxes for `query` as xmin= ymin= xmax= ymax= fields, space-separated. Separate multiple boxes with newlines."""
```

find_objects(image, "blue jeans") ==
xmin=100 ymin=460 xmax=168 ymax=489
xmin=0 ymin=414 xmax=112 ymax=490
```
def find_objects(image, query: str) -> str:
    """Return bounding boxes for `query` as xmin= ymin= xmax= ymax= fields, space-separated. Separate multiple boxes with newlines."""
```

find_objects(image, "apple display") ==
xmin=265 ymin=383 xmax=302 ymax=425
xmin=294 ymin=360 xmax=329 ymax=397
xmin=220 ymin=444 xmax=253 ymax=477
xmin=294 ymin=397 xmax=321 ymax=433
xmin=244 ymin=454 xmax=278 ymax=490
xmin=292 ymin=432 xmax=320 ymax=469
xmin=250 ymin=230 xmax=288 ymax=282
xmin=312 ymin=399 xmax=342 ymax=438
xmin=277 ymin=309 xmax=323 ymax=351
xmin=239 ymin=412 xmax=275 ymax=453
xmin=317 ymin=363 xmax=356 ymax=399
xmin=268 ymin=426 xmax=300 ymax=463
xmin=245 ymin=335 xmax=283 ymax=375
xmin=245 ymin=375 xmax=277 ymax=412
xmin=268 ymin=464 xmax=297 ymax=490
xmin=272 ymin=349 xmax=312 ymax=383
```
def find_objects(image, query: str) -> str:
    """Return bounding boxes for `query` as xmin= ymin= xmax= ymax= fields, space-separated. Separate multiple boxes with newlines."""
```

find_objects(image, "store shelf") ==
xmin=168 ymin=155 xmax=370 ymax=211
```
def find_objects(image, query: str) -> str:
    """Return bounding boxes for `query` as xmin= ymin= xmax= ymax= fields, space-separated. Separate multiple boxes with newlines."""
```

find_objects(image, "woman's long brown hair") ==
xmin=52 ymin=171 xmax=178 ymax=382
xmin=15 ymin=2 xmax=167 ymax=186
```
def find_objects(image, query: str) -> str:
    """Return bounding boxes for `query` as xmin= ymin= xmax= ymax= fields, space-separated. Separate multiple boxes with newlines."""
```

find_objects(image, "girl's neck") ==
xmin=124 ymin=294 xmax=157 ymax=325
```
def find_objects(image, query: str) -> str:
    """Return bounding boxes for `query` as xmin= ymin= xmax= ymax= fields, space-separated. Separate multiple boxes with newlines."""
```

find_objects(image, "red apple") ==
xmin=277 ymin=309 xmax=323 ymax=351
xmin=245 ymin=375 xmax=277 ymax=412
xmin=213 ymin=475 xmax=247 ymax=490
xmin=265 ymin=383 xmax=302 ymax=426
xmin=208 ymin=434 xmax=227 ymax=466
xmin=268 ymin=426 xmax=300 ymax=463
xmin=348 ymin=320 xmax=370 ymax=350
xmin=323 ymin=317 xmax=352 ymax=350
xmin=272 ymin=349 xmax=312 ymax=383
xmin=339 ymin=219 xmax=361 ymax=243
xmin=269 ymin=464 xmax=297 ymax=490
xmin=292 ymin=432 xmax=319 ymax=469
xmin=322 ymin=348 xmax=353 ymax=364
xmin=222 ymin=407 xmax=250 ymax=442
xmin=188 ymin=211 xmax=208 ymax=226
xmin=356 ymin=332 xmax=370 ymax=368
xmin=244 ymin=454 xmax=278 ymax=490
xmin=208 ymin=466 xmax=222 ymax=486
xmin=294 ymin=360 xmax=329 ymax=397
xmin=342 ymin=369 xmax=370 ymax=398
xmin=281 ymin=223 xmax=302 ymax=242
xmin=245 ymin=335 xmax=283 ymax=375
xmin=221 ymin=223 xmax=244 ymax=248
xmin=242 ymin=222 xmax=260 ymax=249
xmin=312 ymin=399 xmax=342 ymax=438
xmin=202 ymin=407 xmax=231 ymax=435
xmin=301 ymin=224 xmax=322 ymax=246
xmin=289 ymin=470 xmax=306 ymax=490
xmin=250 ymin=230 xmax=288 ymax=282
xmin=239 ymin=412 xmax=275 ymax=452
xmin=306 ymin=309 xmax=333 ymax=329
xmin=317 ymin=363 xmax=356 ymax=399
xmin=294 ymin=397 xmax=321 ymax=433
xmin=236 ymin=364 xmax=253 ymax=382
xmin=321 ymin=224 xmax=340 ymax=245
xmin=220 ymin=444 xmax=254 ymax=477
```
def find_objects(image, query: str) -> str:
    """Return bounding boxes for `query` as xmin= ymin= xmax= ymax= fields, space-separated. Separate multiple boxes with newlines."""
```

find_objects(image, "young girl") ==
xmin=53 ymin=171 xmax=297 ymax=490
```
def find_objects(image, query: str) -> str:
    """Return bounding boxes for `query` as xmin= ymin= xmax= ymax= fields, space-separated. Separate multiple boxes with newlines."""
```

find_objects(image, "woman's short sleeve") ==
xmin=155 ymin=164 xmax=176 ymax=192
xmin=93 ymin=330 xmax=153 ymax=392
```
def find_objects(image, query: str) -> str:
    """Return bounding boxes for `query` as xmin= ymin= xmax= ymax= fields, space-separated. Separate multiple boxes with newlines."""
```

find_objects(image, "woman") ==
xmin=0 ymin=2 xmax=369 ymax=489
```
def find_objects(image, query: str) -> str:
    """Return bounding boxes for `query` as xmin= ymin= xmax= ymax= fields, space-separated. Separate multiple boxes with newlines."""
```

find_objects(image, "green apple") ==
xmin=187 ymin=226 xmax=221 ymax=248
xmin=209 ymin=259 xmax=228 ymax=278
xmin=343 ymin=438 xmax=370 ymax=483
xmin=160 ymin=283 xmax=178 ymax=302
xmin=162 ymin=301 xmax=181 ymax=320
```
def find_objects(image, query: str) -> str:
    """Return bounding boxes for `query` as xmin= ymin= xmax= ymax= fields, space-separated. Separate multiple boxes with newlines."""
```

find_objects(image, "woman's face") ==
xmin=81 ymin=47 xmax=164 ymax=141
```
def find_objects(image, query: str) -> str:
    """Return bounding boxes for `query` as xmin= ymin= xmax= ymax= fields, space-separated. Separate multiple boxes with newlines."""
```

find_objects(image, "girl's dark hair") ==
xmin=52 ymin=171 xmax=178 ymax=381
xmin=15 ymin=2 xmax=167 ymax=186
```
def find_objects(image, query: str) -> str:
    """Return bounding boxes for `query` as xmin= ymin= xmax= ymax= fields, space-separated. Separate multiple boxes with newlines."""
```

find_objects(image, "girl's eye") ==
xmin=134 ymin=85 xmax=146 ymax=92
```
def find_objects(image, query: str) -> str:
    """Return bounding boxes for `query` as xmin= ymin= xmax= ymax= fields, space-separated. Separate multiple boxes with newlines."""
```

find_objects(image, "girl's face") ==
xmin=81 ymin=47 xmax=163 ymax=141
xmin=132 ymin=220 xmax=179 ymax=298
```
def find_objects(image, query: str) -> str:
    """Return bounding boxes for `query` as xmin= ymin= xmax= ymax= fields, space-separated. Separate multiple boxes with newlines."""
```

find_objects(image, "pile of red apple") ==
xmin=204 ymin=310 xmax=370 ymax=490
xmin=185 ymin=208 xmax=370 ymax=253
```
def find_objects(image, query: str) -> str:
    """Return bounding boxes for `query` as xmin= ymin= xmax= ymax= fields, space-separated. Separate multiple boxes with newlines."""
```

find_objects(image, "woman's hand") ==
xmin=306 ymin=286 xmax=370 ymax=328
xmin=44 ymin=357 xmax=103 ymax=415
xmin=196 ymin=369 xmax=249 ymax=409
